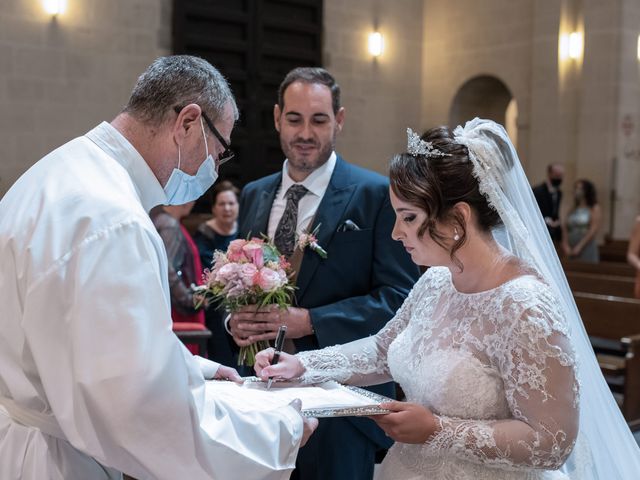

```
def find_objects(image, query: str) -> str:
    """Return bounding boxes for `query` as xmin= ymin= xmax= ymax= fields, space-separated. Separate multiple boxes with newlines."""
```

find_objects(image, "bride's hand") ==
xmin=254 ymin=348 xmax=305 ymax=380
xmin=370 ymin=401 xmax=440 ymax=444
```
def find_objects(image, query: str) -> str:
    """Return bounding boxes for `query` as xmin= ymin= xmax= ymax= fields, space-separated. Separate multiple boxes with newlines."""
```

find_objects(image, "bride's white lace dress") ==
xmin=297 ymin=266 xmax=579 ymax=480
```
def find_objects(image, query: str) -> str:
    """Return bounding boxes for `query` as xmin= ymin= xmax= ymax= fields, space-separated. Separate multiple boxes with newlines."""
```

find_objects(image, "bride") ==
xmin=254 ymin=119 xmax=640 ymax=479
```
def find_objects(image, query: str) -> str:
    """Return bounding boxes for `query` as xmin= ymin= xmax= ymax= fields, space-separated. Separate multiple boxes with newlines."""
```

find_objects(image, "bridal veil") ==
xmin=452 ymin=117 xmax=640 ymax=479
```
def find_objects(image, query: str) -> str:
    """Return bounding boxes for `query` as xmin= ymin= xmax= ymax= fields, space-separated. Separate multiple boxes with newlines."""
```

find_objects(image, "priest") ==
xmin=0 ymin=55 xmax=316 ymax=480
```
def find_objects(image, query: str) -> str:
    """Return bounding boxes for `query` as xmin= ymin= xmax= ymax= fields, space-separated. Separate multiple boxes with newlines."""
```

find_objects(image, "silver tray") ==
xmin=242 ymin=377 xmax=392 ymax=418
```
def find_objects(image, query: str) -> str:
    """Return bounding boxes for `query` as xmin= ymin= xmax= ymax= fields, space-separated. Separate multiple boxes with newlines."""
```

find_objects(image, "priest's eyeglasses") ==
xmin=174 ymin=106 xmax=235 ymax=167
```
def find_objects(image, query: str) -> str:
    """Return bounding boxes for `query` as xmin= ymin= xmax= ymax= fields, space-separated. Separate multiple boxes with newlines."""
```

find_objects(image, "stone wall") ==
xmin=420 ymin=0 xmax=640 ymax=238
xmin=323 ymin=0 xmax=424 ymax=175
xmin=0 ymin=0 xmax=172 ymax=196
xmin=420 ymin=0 xmax=535 ymax=166
xmin=2 ymin=0 xmax=639 ymax=239
xmin=0 ymin=0 xmax=423 ymax=195
xmin=609 ymin=0 xmax=640 ymax=237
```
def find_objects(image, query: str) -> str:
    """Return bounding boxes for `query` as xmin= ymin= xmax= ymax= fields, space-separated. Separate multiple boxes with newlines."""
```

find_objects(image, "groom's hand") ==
xmin=229 ymin=304 xmax=270 ymax=346
xmin=230 ymin=305 xmax=313 ymax=345
xmin=289 ymin=399 xmax=319 ymax=448
xmin=369 ymin=401 xmax=440 ymax=444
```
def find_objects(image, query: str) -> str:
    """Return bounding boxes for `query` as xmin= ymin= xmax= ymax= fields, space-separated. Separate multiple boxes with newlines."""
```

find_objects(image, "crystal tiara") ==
xmin=407 ymin=128 xmax=450 ymax=158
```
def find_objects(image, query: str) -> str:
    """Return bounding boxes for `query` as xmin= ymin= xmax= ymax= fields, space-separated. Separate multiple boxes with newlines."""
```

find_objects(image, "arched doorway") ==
xmin=449 ymin=75 xmax=518 ymax=148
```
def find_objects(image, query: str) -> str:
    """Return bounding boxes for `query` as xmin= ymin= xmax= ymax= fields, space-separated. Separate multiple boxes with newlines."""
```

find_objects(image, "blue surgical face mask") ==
xmin=164 ymin=117 xmax=218 ymax=205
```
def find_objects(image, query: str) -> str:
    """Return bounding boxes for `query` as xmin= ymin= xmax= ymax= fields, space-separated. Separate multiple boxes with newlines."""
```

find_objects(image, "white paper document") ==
xmin=205 ymin=379 xmax=391 ymax=417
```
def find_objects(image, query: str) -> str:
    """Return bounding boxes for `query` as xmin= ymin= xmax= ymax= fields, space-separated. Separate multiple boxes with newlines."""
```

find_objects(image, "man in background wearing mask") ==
xmin=0 ymin=55 xmax=316 ymax=480
xmin=533 ymin=163 xmax=565 ymax=244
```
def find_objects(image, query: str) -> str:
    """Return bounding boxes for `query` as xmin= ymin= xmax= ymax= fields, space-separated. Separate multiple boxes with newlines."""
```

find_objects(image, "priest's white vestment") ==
xmin=0 ymin=122 xmax=302 ymax=480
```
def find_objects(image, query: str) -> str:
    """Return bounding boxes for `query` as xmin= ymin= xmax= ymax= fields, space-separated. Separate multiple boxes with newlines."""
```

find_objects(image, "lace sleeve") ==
xmin=296 ymin=275 xmax=420 ymax=385
xmin=425 ymin=298 xmax=579 ymax=470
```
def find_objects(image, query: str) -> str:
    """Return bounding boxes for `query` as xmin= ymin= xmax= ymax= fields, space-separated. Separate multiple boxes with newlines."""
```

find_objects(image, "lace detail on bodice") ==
xmin=297 ymin=267 xmax=579 ymax=478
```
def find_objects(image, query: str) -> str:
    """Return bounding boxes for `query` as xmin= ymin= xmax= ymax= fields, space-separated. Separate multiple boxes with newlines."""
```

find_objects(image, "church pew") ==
xmin=566 ymin=271 xmax=636 ymax=298
xmin=173 ymin=323 xmax=212 ymax=358
xmin=562 ymin=259 xmax=636 ymax=278
xmin=599 ymin=239 xmax=629 ymax=263
xmin=573 ymin=292 xmax=640 ymax=430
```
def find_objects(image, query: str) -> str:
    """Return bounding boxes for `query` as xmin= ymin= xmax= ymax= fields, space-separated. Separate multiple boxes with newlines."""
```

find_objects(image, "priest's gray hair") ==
xmin=123 ymin=55 xmax=239 ymax=125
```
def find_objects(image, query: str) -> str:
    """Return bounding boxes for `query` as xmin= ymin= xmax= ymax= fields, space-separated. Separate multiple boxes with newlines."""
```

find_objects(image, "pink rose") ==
xmin=254 ymin=267 xmax=282 ymax=292
xmin=215 ymin=262 xmax=241 ymax=284
xmin=277 ymin=268 xmax=288 ymax=284
xmin=227 ymin=239 xmax=248 ymax=262
xmin=238 ymin=263 xmax=259 ymax=288
xmin=228 ymin=239 xmax=248 ymax=251
xmin=224 ymin=279 xmax=246 ymax=298
xmin=242 ymin=242 xmax=264 ymax=268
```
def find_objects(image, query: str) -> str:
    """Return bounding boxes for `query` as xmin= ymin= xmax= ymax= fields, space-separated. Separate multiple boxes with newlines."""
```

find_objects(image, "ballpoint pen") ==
xmin=266 ymin=325 xmax=287 ymax=390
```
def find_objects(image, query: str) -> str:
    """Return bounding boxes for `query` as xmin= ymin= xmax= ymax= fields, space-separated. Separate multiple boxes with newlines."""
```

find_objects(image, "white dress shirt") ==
xmin=267 ymin=152 xmax=337 ymax=239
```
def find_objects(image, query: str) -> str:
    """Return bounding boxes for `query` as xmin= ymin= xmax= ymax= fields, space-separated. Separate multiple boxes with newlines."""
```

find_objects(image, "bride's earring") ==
xmin=453 ymin=228 xmax=460 ymax=242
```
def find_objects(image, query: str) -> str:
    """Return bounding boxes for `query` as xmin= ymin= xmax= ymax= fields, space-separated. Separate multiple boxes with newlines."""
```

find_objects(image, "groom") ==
xmin=229 ymin=67 xmax=420 ymax=480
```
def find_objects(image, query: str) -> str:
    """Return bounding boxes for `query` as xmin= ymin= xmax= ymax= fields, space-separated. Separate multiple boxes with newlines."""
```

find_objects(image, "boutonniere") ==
xmin=296 ymin=224 xmax=328 ymax=259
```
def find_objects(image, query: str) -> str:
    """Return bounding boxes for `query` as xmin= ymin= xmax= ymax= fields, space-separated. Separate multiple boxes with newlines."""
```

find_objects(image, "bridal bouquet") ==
xmin=199 ymin=238 xmax=294 ymax=366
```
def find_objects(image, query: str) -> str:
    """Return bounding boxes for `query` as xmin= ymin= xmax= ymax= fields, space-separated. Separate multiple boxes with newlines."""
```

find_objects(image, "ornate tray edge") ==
xmin=301 ymin=405 xmax=390 ymax=418
xmin=240 ymin=377 xmax=393 ymax=418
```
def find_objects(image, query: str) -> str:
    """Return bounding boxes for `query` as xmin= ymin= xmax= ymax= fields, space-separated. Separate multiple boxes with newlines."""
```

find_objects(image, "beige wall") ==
xmin=0 ymin=0 xmax=422 ymax=195
xmin=421 ymin=0 xmax=640 ymax=239
xmin=420 ymin=0 xmax=535 ymax=166
xmin=609 ymin=0 xmax=640 ymax=237
xmin=0 ymin=0 xmax=171 ymax=196
xmin=2 ymin=0 xmax=639 ymax=239
xmin=323 ymin=0 xmax=424 ymax=175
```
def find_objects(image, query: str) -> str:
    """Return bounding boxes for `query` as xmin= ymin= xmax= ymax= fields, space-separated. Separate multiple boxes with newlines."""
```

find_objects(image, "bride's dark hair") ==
xmin=389 ymin=126 xmax=501 ymax=268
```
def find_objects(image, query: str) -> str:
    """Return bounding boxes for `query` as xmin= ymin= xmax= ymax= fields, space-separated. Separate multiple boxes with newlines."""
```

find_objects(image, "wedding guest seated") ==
xmin=626 ymin=215 xmax=640 ymax=298
xmin=193 ymin=180 xmax=240 ymax=364
xmin=561 ymin=179 xmax=601 ymax=263
xmin=256 ymin=119 xmax=640 ymax=479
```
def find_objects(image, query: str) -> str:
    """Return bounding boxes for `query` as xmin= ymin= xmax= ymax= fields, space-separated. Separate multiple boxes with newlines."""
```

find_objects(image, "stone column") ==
xmin=607 ymin=0 xmax=640 ymax=237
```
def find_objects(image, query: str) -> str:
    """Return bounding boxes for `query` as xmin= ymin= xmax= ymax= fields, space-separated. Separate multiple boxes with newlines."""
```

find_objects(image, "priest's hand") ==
xmin=213 ymin=365 xmax=243 ymax=384
xmin=254 ymin=348 xmax=305 ymax=380
xmin=289 ymin=399 xmax=318 ymax=448
xmin=230 ymin=305 xmax=313 ymax=347
xmin=369 ymin=401 xmax=440 ymax=444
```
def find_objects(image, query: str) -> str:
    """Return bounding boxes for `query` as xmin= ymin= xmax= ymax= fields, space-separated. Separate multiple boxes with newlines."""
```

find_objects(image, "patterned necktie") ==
xmin=274 ymin=184 xmax=308 ymax=258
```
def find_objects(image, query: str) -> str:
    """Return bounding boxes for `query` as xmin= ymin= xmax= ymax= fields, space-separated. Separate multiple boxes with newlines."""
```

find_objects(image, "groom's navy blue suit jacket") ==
xmin=238 ymin=156 xmax=420 ymax=466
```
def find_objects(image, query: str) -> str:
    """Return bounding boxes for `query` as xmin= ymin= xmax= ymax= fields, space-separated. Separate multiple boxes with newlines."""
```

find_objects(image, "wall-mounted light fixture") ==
xmin=42 ymin=0 xmax=66 ymax=16
xmin=568 ymin=32 xmax=583 ymax=59
xmin=560 ymin=31 xmax=583 ymax=61
xmin=637 ymin=34 xmax=640 ymax=61
xmin=368 ymin=32 xmax=384 ymax=57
